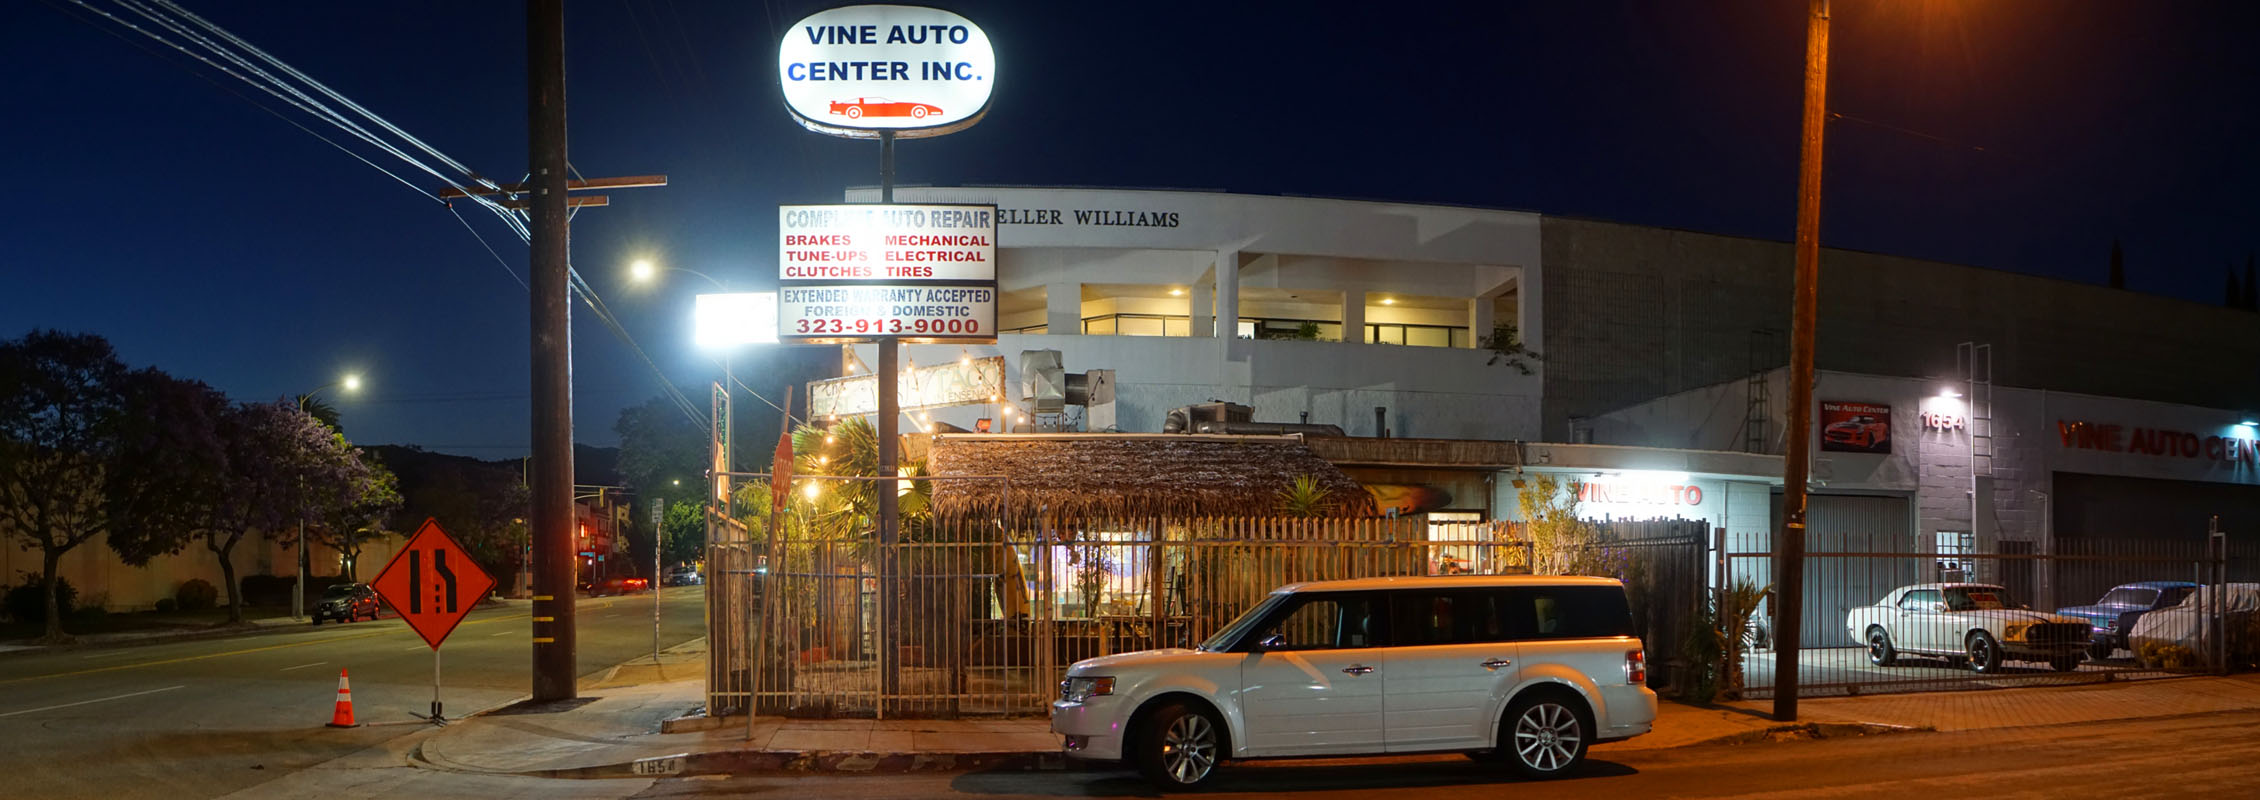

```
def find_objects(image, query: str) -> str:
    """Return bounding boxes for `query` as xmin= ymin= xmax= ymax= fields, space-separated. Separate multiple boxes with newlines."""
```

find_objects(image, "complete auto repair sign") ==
xmin=778 ymin=5 xmax=995 ymax=138
xmin=778 ymin=204 xmax=997 ymax=342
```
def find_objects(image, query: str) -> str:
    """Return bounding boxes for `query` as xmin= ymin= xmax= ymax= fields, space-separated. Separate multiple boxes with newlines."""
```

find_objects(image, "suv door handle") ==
xmin=1341 ymin=665 xmax=1374 ymax=675
xmin=1480 ymin=658 xmax=1513 ymax=670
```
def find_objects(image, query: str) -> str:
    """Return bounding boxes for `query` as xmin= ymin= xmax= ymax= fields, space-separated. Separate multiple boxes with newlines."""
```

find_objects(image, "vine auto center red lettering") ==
xmin=2057 ymin=419 xmax=2260 ymax=464
xmin=1579 ymin=481 xmax=1705 ymax=506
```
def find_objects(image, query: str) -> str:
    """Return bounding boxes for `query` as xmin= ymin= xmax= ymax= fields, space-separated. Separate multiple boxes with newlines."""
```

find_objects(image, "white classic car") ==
xmin=1845 ymin=583 xmax=2093 ymax=673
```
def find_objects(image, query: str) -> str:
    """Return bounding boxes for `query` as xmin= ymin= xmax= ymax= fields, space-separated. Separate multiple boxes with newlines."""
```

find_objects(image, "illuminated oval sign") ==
xmin=777 ymin=5 xmax=995 ymax=139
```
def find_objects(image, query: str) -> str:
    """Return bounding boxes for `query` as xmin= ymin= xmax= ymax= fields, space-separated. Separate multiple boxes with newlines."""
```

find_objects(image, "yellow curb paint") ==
xmin=533 ymin=637 xmax=555 ymax=643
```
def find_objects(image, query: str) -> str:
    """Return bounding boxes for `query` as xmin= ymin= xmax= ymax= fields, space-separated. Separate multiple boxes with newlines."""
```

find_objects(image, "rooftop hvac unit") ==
xmin=1021 ymin=350 xmax=1067 ymax=413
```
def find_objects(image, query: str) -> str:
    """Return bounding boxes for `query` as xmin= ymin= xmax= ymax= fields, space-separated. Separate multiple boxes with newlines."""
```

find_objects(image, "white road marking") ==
xmin=490 ymin=630 xmax=514 ymax=636
xmin=0 ymin=685 xmax=184 ymax=718
xmin=404 ymin=644 xmax=432 ymax=651
xmin=279 ymin=661 xmax=328 ymax=672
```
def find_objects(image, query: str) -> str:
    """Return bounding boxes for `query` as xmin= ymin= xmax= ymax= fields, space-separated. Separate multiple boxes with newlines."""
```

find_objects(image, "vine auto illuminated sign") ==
xmin=777 ymin=5 xmax=995 ymax=139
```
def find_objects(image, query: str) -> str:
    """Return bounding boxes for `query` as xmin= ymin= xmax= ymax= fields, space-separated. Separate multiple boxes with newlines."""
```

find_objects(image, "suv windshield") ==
xmin=1199 ymin=592 xmax=1287 ymax=651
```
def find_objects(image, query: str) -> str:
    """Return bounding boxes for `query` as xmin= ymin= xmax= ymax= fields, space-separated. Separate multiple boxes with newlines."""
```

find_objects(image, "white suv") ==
xmin=1051 ymin=575 xmax=1656 ymax=790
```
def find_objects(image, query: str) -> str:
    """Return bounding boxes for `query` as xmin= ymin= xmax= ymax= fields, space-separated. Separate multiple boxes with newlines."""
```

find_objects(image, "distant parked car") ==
xmin=313 ymin=583 xmax=380 ymax=625
xmin=827 ymin=96 xmax=942 ymax=120
xmin=2128 ymin=583 xmax=2260 ymax=668
xmin=580 ymin=576 xmax=650 ymax=597
xmin=2055 ymin=581 xmax=2198 ymax=660
xmin=664 ymin=565 xmax=702 ymax=586
xmin=1847 ymin=583 xmax=2092 ymax=673
xmin=1822 ymin=415 xmax=1889 ymax=449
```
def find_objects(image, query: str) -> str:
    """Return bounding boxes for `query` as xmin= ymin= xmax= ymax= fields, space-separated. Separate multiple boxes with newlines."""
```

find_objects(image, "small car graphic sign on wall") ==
xmin=829 ymin=97 xmax=942 ymax=120
xmin=1820 ymin=400 xmax=1892 ymax=454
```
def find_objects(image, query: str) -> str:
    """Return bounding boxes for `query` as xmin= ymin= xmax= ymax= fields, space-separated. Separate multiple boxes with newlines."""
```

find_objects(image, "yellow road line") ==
xmin=0 ymin=611 xmax=532 ymax=686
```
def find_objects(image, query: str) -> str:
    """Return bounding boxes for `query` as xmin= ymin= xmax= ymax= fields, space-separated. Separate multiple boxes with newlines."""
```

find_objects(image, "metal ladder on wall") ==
xmin=1744 ymin=329 xmax=1776 ymax=453
xmin=1957 ymin=342 xmax=1995 ymax=480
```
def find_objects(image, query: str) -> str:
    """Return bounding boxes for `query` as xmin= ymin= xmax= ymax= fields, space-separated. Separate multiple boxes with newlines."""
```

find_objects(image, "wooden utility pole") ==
xmin=525 ymin=0 xmax=575 ymax=703
xmin=1776 ymin=0 xmax=1829 ymax=723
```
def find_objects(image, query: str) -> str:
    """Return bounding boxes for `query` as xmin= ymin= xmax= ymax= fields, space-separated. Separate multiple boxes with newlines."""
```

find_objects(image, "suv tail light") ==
xmin=1625 ymin=649 xmax=1646 ymax=685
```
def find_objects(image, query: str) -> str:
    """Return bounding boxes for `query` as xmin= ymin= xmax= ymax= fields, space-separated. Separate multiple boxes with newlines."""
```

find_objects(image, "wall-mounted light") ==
xmin=1169 ymin=287 xmax=1185 ymax=296
xmin=1380 ymin=297 xmax=1396 ymax=305
xmin=1940 ymin=388 xmax=1962 ymax=398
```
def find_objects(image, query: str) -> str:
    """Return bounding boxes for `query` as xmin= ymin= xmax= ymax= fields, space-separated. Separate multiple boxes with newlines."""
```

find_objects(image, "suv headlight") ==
xmin=1059 ymin=676 xmax=1114 ymax=703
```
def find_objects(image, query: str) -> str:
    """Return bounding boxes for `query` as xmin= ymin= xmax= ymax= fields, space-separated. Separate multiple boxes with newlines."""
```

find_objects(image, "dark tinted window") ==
xmin=1389 ymin=590 xmax=1513 ymax=646
xmin=2157 ymin=586 xmax=2195 ymax=607
xmin=1500 ymin=586 xmax=1636 ymax=640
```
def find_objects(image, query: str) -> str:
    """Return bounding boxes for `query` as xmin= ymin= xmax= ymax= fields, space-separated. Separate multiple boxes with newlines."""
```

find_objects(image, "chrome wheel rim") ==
xmin=1969 ymin=639 xmax=1992 ymax=668
xmin=1514 ymin=702 xmax=1582 ymax=772
xmin=1161 ymin=713 xmax=1216 ymax=784
xmin=1868 ymin=630 xmax=1889 ymax=662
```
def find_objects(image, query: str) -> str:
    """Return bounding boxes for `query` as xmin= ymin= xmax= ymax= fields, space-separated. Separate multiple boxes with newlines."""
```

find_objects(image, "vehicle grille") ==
xmin=2027 ymin=623 xmax=2090 ymax=645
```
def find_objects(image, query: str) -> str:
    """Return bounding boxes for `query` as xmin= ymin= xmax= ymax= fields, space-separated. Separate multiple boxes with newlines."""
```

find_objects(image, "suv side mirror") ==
xmin=1257 ymin=633 xmax=1286 ymax=651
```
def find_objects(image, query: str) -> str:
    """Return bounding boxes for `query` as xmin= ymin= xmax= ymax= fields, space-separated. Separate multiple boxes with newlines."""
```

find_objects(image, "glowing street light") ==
xmin=630 ymin=258 xmax=656 ymax=282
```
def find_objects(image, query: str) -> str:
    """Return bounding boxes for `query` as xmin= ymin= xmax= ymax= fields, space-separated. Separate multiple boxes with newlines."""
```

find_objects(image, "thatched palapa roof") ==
xmin=927 ymin=434 xmax=1375 ymax=519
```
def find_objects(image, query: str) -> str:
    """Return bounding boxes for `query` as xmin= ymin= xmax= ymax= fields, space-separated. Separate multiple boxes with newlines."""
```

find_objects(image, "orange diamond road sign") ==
xmin=371 ymin=518 xmax=496 ymax=650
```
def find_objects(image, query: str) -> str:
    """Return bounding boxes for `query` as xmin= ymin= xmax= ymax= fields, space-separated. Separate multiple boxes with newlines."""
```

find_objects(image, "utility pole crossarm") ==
xmin=437 ymin=174 xmax=668 ymax=199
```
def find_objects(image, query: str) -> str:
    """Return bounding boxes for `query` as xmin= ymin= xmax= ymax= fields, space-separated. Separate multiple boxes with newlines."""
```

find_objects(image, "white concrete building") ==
xmin=830 ymin=186 xmax=1543 ymax=440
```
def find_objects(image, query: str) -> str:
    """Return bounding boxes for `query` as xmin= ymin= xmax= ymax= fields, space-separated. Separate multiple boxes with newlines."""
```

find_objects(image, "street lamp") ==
xmin=294 ymin=373 xmax=362 ymax=621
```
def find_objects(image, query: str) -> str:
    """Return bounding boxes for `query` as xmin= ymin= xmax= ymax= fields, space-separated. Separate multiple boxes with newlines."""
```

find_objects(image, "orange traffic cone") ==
xmin=327 ymin=668 xmax=359 ymax=728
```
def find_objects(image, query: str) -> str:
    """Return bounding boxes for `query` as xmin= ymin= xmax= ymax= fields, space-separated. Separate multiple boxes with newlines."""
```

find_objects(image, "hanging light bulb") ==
xmin=802 ymin=482 xmax=821 ymax=500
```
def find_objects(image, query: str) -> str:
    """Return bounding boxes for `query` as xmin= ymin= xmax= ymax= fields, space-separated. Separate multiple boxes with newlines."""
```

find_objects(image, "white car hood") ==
xmin=1066 ymin=648 xmax=1201 ymax=673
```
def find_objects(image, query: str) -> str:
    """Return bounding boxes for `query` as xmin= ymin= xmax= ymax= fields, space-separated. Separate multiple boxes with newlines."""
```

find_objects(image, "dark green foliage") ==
xmin=5 ymin=574 xmax=75 ymax=623
xmin=174 ymin=579 xmax=216 ymax=611
xmin=152 ymin=597 xmax=178 ymax=613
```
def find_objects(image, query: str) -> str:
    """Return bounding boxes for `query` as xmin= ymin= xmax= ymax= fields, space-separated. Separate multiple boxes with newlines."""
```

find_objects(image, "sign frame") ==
xmin=370 ymin=518 xmax=498 ymax=650
xmin=776 ymin=4 xmax=997 ymax=140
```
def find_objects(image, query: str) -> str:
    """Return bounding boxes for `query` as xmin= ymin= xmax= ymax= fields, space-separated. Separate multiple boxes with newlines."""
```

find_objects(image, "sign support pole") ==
xmin=873 ymin=130 xmax=902 ymax=714
xmin=430 ymin=647 xmax=446 ymax=725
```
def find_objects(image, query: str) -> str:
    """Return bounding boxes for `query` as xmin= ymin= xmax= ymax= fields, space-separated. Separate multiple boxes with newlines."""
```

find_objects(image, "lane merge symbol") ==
xmin=371 ymin=518 xmax=497 ymax=650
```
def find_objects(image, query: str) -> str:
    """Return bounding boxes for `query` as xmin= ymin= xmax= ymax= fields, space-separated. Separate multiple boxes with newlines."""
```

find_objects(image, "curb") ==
xmin=1677 ymin=721 xmax=1930 ymax=747
xmin=527 ymin=748 xmax=1076 ymax=779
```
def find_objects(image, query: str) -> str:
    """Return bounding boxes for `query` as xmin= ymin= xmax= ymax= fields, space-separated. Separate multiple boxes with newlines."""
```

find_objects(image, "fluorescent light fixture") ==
xmin=2239 ymin=420 xmax=2259 ymax=428
xmin=1941 ymin=388 xmax=1962 ymax=398
xmin=694 ymin=292 xmax=778 ymax=348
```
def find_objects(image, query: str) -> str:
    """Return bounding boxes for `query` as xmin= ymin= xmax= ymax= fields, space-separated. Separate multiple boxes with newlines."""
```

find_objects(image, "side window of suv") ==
xmin=1388 ymin=590 xmax=1511 ymax=646
xmin=1260 ymin=593 xmax=1378 ymax=650
xmin=1503 ymin=586 xmax=1637 ymax=640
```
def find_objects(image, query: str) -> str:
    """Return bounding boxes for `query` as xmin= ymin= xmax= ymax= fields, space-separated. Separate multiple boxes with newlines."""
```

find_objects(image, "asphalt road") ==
xmin=635 ymin=709 xmax=2260 ymax=799
xmin=0 ymin=586 xmax=705 ymax=800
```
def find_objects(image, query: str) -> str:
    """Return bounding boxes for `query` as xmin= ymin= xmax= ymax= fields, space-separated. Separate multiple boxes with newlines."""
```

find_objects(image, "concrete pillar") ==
xmin=1214 ymin=250 xmax=1240 ymax=341
xmin=1190 ymin=280 xmax=1213 ymax=338
xmin=1046 ymin=282 xmax=1080 ymax=335
xmin=1469 ymin=296 xmax=1495 ymax=348
xmin=1341 ymin=290 xmax=1365 ymax=344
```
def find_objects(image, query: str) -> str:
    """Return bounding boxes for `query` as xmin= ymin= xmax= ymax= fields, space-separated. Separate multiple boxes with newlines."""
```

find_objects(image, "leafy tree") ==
xmin=105 ymin=369 xmax=231 ymax=569
xmin=1514 ymin=474 xmax=1617 ymax=576
xmin=388 ymin=453 xmax=528 ymax=586
xmin=615 ymin=395 xmax=707 ymax=508
xmin=195 ymin=402 xmax=354 ymax=623
xmin=302 ymin=451 xmax=402 ymax=580
xmin=295 ymin=395 xmax=342 ymax=433
xmin=0 ymin=331 xmax=129 ymax=642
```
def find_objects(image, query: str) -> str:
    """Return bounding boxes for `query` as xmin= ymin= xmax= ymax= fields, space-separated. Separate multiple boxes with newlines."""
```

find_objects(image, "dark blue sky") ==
xmin=4 ymin=1 xmax=2254 ymax=458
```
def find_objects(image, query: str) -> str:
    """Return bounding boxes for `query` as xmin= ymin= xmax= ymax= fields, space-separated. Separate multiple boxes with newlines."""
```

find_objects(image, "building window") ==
xmin=1237 ymin=317 xmax=1342 ymax=341
xmin=1936 ymin=530 xmax=1973 ymax=579
xmin=1366 ymin=323 xmax=1470 ymax=348
xmin=1082 ymin=314 xmax=1188 ymax=337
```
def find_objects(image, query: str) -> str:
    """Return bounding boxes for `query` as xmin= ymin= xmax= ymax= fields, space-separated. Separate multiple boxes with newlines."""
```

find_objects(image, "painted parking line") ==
xmin=0 ymin=685 xmax=184 ymax=719
xmin=279 ymin=662 xmax=329 ymax=672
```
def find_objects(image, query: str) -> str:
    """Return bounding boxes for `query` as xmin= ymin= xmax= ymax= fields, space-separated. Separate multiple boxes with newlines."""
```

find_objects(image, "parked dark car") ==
xmin=580 ymin=575 xmax=650 ymax=597
xmin=2056 ymin=581 xmax=2198 ymax=659
xmin=313 ymin=583 xmax=381 ymax=625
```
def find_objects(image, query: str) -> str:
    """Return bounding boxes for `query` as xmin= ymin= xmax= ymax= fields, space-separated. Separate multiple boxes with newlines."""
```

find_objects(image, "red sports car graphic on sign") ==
xmin=828 ymin=97 xmax=942 ymax=120
xmin=1823 ymin=414 xmax=1889 ymax=449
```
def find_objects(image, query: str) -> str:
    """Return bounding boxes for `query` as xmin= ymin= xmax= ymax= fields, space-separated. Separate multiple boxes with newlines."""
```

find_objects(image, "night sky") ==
xmin=4 ymin=1 xmax=2254 ymax=458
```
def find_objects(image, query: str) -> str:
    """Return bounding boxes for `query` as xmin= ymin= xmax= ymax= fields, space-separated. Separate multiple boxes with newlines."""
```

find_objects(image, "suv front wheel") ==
xmin=1134 ymin=700 xmax=1223 ymax=790
xmin=1500 ymin=690 xmax=1593 ymax=780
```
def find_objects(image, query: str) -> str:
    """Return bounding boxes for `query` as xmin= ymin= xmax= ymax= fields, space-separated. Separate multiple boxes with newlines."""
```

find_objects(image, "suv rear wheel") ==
xmin=1500 ymin=690 xmax=1592 ymax=779
xmin=1134 ymin=701 xmax=1223 ymax=790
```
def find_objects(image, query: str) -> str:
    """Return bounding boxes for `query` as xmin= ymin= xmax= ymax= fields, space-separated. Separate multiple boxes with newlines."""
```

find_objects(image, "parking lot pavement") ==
xmin=1740 ymin=645 xmax=2175 ymax=698
xmin=1731 ymin=672 xmax=2260 ymax=732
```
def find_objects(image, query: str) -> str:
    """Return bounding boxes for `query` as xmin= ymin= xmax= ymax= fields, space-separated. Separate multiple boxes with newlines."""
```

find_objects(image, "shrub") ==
xmin=152 ymin=598 xmax=178 ymax=613
xmin=73 ymin=605 xmax=108 ymax=623
xmin=175 ymin=579 xmax=218 ymax=611
xmin=4 ymin=574 xmax=77 ymax=623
